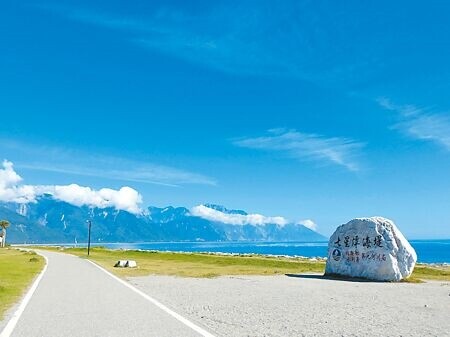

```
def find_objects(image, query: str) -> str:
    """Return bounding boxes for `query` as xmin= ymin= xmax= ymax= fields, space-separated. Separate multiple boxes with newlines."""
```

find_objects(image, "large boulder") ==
xmin=325 ymin=217 xmax=417 ymax=281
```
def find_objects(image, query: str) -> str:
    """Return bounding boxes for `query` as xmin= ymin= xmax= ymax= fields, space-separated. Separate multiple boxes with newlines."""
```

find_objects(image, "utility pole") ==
xmin=86 ymin=220 xmax=92 ymax=256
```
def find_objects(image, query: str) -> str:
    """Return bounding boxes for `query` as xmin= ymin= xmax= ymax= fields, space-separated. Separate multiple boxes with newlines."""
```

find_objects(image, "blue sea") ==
xmin=91 ymin=239 xmax=450 ymax=264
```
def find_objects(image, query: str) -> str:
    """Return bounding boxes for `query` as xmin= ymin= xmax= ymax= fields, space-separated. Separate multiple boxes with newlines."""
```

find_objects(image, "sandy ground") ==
xmin=129 ymin=274 xmax=450 ymax=337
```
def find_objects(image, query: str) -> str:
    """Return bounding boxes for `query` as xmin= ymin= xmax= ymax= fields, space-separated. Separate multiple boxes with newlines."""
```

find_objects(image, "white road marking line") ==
xmin=0 ymin=253 xmax=48 ymax=337
xmin=86 ymin=260 xmax=217 ymax=337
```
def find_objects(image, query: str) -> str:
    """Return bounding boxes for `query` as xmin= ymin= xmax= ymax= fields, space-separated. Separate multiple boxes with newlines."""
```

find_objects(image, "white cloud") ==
xmin=0 ymin=160 xmax=37 ymax=203
xmin=0 ymin=160 xmax=22 ymax=186
xmin=378 ymin=98 xmax=450 ymax=150
xmin=47 ymin=185 xmax=142 ymax=214
xmin=298 ymin=219 xmax=317 ymax=231
xmin=233 ymin=128 xmax=363 ymax=171
xmin=0 ymin=160 xmax=143 ymax=214
xmin=190 ymin=204 xmax=288 ymax=226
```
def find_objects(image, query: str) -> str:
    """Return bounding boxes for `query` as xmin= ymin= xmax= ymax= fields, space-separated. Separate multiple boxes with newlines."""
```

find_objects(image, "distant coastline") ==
xmin=20 ymin=239 xmax=450 ymax=264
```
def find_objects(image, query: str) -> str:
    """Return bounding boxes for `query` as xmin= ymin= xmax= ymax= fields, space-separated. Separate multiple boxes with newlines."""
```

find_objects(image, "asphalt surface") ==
xmin=9 ymin=251 xmax=210 ymax=337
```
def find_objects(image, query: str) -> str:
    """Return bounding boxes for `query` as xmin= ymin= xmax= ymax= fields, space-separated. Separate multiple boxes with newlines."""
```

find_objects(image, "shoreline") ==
xmin=14 ymin=238 xmax=450 ymax=265
xmin=15 ymin=244 xmax=450 ymax=267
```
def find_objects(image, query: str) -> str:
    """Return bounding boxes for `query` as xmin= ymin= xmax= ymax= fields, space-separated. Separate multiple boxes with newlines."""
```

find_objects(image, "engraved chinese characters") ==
xmin=325 ymin=217 xmax=417 ymax=281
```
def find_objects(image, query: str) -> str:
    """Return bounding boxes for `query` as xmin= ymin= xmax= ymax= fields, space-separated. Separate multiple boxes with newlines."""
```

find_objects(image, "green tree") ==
xmin=0 ymin=220 xmax=10 ymax=248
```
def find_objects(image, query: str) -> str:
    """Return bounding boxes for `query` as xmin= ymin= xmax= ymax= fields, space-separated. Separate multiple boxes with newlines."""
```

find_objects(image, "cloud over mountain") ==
xmin=0 ymin=160 xmax=143 ymax=214
xmin=298 ymin=219 xmax=317 ymax=231
xmin=190 ymin=204 xmax=288 ymax=226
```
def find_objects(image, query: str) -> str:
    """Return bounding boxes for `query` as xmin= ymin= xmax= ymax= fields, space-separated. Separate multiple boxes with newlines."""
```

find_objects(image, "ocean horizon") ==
xmin=43 ymin=239 xmax=450 ymax=264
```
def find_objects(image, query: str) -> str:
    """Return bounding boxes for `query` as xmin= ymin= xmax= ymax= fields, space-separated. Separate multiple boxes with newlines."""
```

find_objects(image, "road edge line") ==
xmin=85 ymin=259 xmax=217 ymax=337
xmin=0 ymin=251 xmax=49 ymax=337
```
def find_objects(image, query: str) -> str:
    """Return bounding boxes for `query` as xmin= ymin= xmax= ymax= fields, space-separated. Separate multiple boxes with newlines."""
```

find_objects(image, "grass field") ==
xmin=408 ymin=264 xmax=450 ymax=281
xmin=0 ymin=249 xmax=45 ymax=320
xmin=32 ymin=246 xmax=450 ymax=281
xmin=42 ymin=247 xmax=325 ymax=278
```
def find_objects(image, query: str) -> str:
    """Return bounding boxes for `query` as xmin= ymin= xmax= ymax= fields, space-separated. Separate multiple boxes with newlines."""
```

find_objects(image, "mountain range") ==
xmin=0 ymin=196 xmax=326 ymax=244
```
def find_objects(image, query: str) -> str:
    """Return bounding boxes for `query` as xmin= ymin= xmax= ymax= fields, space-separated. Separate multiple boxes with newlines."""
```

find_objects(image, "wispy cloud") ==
xmin=233 ymin=129 xmax=364 ymax=171
xmin=37 ymin=3 xmax=373 ymax=82
xmin=39 ymin=5 xmax=290 ymax=77
xmin=378 ymin=98 xmax=450 ymax=150
xmin=0 ymin=139 xmax=216 ymax=187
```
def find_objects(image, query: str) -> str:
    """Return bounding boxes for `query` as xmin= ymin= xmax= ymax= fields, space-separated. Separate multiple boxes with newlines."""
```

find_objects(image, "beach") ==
xmin=129 ymin=274 xmax=450 ymax=337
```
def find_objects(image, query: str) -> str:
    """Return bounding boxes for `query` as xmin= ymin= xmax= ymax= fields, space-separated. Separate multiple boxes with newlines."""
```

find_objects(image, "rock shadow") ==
xmin=285 ymin=273 xmax=383 ymax=283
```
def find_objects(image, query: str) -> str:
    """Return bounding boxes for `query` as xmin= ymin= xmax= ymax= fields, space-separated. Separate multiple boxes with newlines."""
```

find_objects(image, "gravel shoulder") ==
xmin=129 ymin=273 xmax=450 ymax=337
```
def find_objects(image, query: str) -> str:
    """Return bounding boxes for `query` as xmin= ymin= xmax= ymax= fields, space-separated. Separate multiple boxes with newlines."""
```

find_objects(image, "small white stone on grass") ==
xmin=125 ymin=260 xmax=137 ymax=268
xmin=114 ymin=260 xmax=137 ymax=268
xmin=114 ymin=260 xmax=128 ymax=268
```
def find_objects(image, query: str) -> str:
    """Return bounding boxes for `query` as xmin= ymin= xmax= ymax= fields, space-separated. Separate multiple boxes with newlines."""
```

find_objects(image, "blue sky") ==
xmin=1 ymin=0 xmax=450 ymax=238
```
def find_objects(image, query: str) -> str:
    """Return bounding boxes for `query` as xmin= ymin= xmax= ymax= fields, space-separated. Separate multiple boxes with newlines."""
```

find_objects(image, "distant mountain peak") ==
xmin=202 ymin=204 xmax=248 ymax=215
xmin=0 ymin=199 xmax=326 ymax=243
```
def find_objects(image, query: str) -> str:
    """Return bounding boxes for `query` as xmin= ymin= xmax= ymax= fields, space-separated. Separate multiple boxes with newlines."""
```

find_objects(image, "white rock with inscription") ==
xmin=325 ymin=217 xmax=417 ymax=281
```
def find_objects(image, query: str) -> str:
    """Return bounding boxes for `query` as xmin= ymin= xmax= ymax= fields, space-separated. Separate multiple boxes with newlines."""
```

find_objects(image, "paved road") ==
xmin=8 ymin=251 xmax=212 ymax=337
